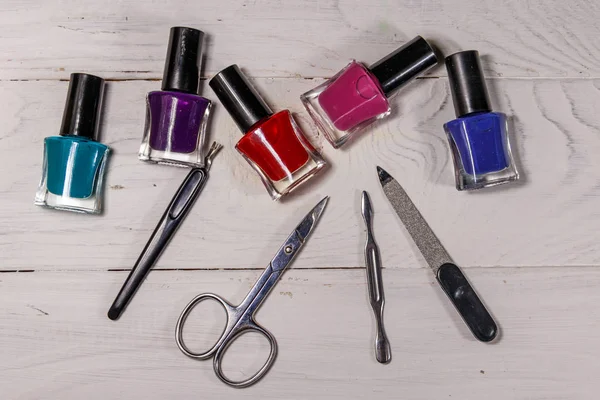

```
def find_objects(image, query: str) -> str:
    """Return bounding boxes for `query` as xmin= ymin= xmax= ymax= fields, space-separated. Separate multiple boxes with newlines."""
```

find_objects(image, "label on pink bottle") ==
xmin=318 ymin=62 xmax=389 ymax=131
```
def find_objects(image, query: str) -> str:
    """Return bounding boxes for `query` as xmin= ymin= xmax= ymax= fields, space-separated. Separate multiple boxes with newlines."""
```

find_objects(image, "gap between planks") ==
xmin=2 ymin=265 xmax=600 ymax=274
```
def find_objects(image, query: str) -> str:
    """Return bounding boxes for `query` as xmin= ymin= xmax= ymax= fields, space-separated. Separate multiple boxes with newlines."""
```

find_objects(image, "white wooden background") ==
xmin=1 ymin=0 xmax=599 ymax=398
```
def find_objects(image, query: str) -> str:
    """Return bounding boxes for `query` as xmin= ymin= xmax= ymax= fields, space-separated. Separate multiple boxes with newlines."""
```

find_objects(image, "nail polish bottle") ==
xmin=301 ymin=36 xmax=438 ymax=148
xmin=139 ymin=27 xmax=211 ymax=167
xmin=443 ymin=51 xmax=519 ymax=191
xmin=210 ymin=65 xmax=326 ymax=200
xmin=35 ymin=73 xmax=109 ymax=214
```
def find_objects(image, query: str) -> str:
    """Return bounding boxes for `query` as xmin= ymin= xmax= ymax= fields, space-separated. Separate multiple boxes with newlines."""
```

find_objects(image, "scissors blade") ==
xmin=234 ymin=196 xmax=329 ymax=316
xmin=295 ymin=196 xmax=329 ymax=242
xmin=270 ymin=196 xmax=329 ymax=272
xmin=377 ymin=167 xmax=453 ymax=273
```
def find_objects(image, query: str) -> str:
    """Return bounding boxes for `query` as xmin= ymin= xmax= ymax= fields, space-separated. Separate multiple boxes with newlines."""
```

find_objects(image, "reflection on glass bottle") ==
xmin=210 ymin=65 xmax=326 ymax=200
xmin=139 ymin=27 xmax=212 ymax=167
xmin=443 ymin=51 xmax=519 ymax=190
xmin=317 ymin=61 xmax=390 ymax=132
xmin=35 ymin=73 xmax=110 ymax=214
xmin=301 ymin=36 xmax=438 ymax=148
xmin=236 ymin=110 xmax=324 ymax=198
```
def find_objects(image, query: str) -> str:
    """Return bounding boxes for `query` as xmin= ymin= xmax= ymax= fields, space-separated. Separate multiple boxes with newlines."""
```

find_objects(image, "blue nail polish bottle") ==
xmin=443 ymin=51 xmax=519 ymax=191
xmin=35 ymin=73 xmax=110 ymax=213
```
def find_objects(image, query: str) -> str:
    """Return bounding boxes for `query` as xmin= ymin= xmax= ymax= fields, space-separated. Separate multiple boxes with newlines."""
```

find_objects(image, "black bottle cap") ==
xmin=368 ymin=36 xmax=439 ymax=97
xmin=59 ymin=73 xmax=105 ymax=141
xmin=209 ymin=65 xmax=273 ymax=133
xmin=161 ymin=27 xmax=204 ymax=94
xmin=445 ymin=50 xmax=491 ymax=117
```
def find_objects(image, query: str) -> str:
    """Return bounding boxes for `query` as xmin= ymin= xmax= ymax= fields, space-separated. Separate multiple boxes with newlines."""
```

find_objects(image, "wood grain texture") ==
xmin=0 ymin=0 xmax=599 ymax=79
xmin=3 ymin=78 xmax=600 ymax=270
xmin=2 ymin=0 xmax=600 ymax=398
xmin=1 ymin=267 xmax=598 ymax=399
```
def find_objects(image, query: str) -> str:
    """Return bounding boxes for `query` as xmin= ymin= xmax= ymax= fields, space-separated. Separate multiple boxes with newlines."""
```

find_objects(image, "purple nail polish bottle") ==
xmin=139 ymin=27 xmax=212 ymax=167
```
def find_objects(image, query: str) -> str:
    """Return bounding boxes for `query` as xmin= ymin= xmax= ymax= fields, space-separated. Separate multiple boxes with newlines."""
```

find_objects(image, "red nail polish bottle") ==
xmin=210 ymin=65 xmax=326 ymax=200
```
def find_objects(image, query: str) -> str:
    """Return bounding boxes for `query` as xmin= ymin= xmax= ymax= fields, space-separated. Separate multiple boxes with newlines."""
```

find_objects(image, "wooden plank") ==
xmin=0 ymin=267 xmax=598 ymax=399
xmin=0 ymin=0 xmax=599 ymax=79
xmin=3 ymin=77 xmax=600 ymax=271
xmin=2 ymin=1 xmax=597 ymax=399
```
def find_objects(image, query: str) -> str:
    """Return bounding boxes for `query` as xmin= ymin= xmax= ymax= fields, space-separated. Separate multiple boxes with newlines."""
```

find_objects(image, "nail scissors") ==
xmin=175 ymin=197 xmax=329 ymax=388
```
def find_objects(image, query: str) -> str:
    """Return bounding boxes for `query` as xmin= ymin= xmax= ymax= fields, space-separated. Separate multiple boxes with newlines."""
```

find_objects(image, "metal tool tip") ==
xmin=377 ymin=166 xmax=393 ymax=186
xmin=316 ymin=196 xmax=329 ymax=211
xmin=361 ymin=191 xmax=371 ymax=214
xmin=297 ymin=196 xmax=329 ymax=240
xmin=204 ymin=142 xmax=223 ymax=170
xmin=309 ymin=196 xmax=329 ymax=220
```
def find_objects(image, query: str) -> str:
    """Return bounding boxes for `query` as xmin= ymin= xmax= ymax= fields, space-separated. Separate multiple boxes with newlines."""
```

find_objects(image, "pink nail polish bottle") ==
xmin=301 ymin=36 xmax=438 ymax=148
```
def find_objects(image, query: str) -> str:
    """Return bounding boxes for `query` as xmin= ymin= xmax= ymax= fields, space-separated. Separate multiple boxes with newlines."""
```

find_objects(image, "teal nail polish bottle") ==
xmin=35 ymin=73 xmax=110 ymax=214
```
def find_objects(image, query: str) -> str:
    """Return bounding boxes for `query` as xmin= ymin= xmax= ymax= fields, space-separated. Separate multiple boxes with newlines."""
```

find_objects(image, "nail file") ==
xmin=377 ymin=166 xmax=498 ymax=342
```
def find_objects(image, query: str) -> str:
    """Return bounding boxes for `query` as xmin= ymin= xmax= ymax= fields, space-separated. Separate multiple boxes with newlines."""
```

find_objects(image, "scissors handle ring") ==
xmin=213 ymin=321 xmax=278 ymax=388
xmin=175 ymin=293 xmax=235 ymax=360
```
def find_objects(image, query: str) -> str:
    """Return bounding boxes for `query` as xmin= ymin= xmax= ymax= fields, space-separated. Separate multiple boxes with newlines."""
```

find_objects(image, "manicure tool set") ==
xmin=34 ymin=26 xmax=512 ymax=387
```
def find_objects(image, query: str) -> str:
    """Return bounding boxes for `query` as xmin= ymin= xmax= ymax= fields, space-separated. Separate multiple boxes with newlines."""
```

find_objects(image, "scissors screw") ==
xmin=284 ymin=245 xmax=293 ymax=254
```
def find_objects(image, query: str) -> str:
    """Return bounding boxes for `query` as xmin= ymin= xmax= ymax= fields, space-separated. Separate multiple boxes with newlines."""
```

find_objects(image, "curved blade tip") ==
xmin=314 ymin=196 xmax=329 ymax=216
xmin=306 ymin=196 xmax=329 ymax=225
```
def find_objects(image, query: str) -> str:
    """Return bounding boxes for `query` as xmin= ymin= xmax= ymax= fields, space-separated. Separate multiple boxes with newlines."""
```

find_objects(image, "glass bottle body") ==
xmin=35 ymin=136 xmax=110 ymax=213
xmin=235 ymin=110 xmax=326 ymax=200
xmin=443 ymin=112 xmax=519 ymax=190
xmin=139 ymin=91 xmax=212 ymax=167
xmin=301 ymin=61 xmax=390 ymax=148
